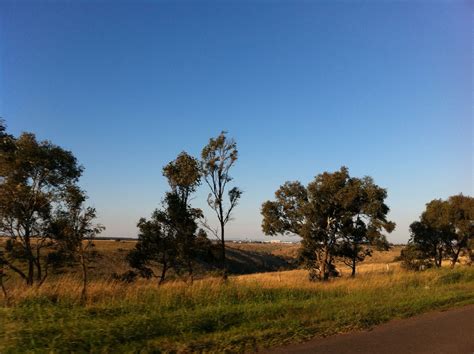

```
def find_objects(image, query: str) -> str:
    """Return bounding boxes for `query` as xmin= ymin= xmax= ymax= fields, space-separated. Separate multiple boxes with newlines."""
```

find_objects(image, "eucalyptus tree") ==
xmin=128 ymin=197 xmax=178 ymax=285
xmin=335 ymin=176 xmax=394 ymax=276
xmin=129 ymin=151 xmax=207 ymax=284
xmin=404 ymin=194 xmax=473 ymax=269
xmin=48 ymin=186 xmax=105 ymax=301
xmin=445 ymin=194 xmax=473 ymax=266
xmin=406 ymin=200 xmax=451 ymax=268
xmin=262 ymin=167 xmax=394 ymax=280
xmin=0 ymin=124 xmax=83 ymax=285
xmin=201 ymin=132 xmax=242 ymax=279
xmin=162 ymin=151 xmax=201 ymax=206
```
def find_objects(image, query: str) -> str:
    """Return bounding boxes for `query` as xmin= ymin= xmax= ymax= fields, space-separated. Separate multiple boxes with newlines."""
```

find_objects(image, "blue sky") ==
xmin=0 ymin=1 xmax=472 ymax=243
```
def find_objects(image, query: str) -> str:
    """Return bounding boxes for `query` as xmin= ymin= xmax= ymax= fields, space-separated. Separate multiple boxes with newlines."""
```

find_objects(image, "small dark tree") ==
xmin=129 ymin=151 xmax=208 ymax=284
xmin=406 ymin=220 xmax=446 ymax=268
xmin=128 ymin=208 xmax=174 ymax=285
xmin=49 ymin=186 xmax=104 ymax=302
xmin=402 ymin=195 xmax=473 ymax=269
xmin=128 ymin=192 xmax=202 ymax=284
xmin=399 ymin=243 xmax=433 ymax=271
xmin=444 ymin=194 xmax=473 ymax=267
xmin=201 ymin=132 xmax=242 ymax=279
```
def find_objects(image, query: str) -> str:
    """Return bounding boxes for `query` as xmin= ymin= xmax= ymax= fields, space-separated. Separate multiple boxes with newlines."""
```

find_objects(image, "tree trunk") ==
xmin=158 ymin=260 xmax=167 ymax=285
xmin=188 ymin=260 xmax=194 ymax=284
xmin=451 ymin=247 xmax=461 ymax=268
xmin=351 ymin=244 xmax=357 ymax=277
xmin=27 ymin=258 xmax=35 ymax=286
xmin=80 ymin=250 xmax=88 ymax=303
xmin=434 ymin=245 xmax=443 ymax=267
xmin=24 ymin=234 xmax=35 ymax=286
xmin=37 ymin=265 xmax=48 ymax=288
xmin=35 ymin=258 xmax=42 ymax=282
xmin=320 ymin=245 xmax=330 ymax=281
xmin=220 ymin=221 xmax=227 ymax=280
xmin=0 ymin=271 xmax=7 ymax=299
xmin=3 ymin=259 xmax=27 ymax=282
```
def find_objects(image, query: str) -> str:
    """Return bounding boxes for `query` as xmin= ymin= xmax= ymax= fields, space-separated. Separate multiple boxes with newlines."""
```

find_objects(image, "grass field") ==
xmin=1 ymin=240 xmax=473 ymax=353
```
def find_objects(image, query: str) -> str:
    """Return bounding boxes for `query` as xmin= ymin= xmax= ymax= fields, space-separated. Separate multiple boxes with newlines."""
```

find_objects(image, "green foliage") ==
xmin=0 ymin=122 xmax=84 ymax=285
xmin=48 ymin=186 xmax=105 ymax=300
xmin=403 ymin=194 xmax=473 ymax=269
xmin=399 ymin=244 xmax=433 ymax=271
xmin=162 ymin=151 xmax=201 ymax=205
xmin=201 ymin=131 xmax=242 ymax=278
xmin=262 ymin=167 xmax=394 ymax=280
xmin=129 ymin=151 xmax=212 ymax=284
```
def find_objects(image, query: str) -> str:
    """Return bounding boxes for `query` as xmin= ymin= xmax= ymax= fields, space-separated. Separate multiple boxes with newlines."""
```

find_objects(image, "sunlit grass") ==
xmin=1 ymin=265 xmax=473 ymax=353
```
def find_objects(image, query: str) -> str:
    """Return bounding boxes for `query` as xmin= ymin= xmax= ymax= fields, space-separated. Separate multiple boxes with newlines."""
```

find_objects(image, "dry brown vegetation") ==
xmin=1 ymin=238 xmax=473 ymax=353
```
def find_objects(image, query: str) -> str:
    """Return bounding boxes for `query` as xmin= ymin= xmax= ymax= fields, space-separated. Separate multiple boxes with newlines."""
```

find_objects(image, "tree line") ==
xmin=0 ymin=121 xmax=242 ymax=297
xmin=0 ymin=118 xmax=472 ymax=300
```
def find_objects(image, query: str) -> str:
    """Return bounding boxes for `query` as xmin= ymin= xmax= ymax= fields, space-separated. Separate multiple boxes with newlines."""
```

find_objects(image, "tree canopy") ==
xmin=402 ymin=194 xmax=473 ymax=269
xmin=129 ymin=151 xmax=210 ymax=284
xmin=201 ymin=131 xmax=242 ymax=279
xmin=262 ymin=167 xmax=394 ymax=280
xmin=0 ymin=127 xmax=84 ymax=285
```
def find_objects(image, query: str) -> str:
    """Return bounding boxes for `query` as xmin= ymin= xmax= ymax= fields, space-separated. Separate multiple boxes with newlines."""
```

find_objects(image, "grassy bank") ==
xmin=1 ymin=266 xmax=473 ymax=353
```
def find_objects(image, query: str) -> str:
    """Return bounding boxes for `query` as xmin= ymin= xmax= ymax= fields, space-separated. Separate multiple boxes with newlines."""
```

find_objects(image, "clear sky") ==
xmin=0 ymin=1 xmax=472 ymax=243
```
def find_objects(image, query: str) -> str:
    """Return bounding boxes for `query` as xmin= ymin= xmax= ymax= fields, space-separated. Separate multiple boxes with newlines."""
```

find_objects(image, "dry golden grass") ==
xmin=0 ymin=238 xmax=467 ymax=308
xmin=0 ymin=257 xmax=447 ymax=307
xmin=1 ymin=248 xmax=473 ymax=353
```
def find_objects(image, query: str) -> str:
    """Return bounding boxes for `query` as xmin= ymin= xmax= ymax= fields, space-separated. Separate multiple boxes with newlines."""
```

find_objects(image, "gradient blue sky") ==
xmin=0 ymin=1 xmax=472 ymax=243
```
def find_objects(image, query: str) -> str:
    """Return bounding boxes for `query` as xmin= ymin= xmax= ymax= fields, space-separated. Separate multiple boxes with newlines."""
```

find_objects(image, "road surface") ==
xmin=266 ymin=305 xmax=474 ymax=354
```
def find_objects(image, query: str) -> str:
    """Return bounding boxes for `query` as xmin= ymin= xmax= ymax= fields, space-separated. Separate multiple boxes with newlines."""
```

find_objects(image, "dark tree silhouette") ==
xmin=402 ymin=194 xmax=473 ymax=269
xmin=48 ymin=186 xmax=104 ymax=302
xmin=129 ymin=151 xmax=209 ymax=284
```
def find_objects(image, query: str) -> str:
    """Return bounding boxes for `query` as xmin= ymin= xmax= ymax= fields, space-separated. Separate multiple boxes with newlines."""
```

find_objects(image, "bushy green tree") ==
xmin=128 ymin=196 xmax=179 ymax=285
xmin=0 ymin=122 xmax=83 ymax=285
xmin=262 ymin=167 xmax=394 ymax=280
xmin=335 ymin=177 xmax=394 ymax=276
xmin=399 ymin=243 xmax=434 ymax=271
xmin=444 ymin=194 xmax=473 ymax=266
xmin=402 ymin=194 xmax=473 ymax=269
xmin=129 ymin=152 xmax=210 ymax=284
xmin=163 ymin=151 xmax=201 ymax=205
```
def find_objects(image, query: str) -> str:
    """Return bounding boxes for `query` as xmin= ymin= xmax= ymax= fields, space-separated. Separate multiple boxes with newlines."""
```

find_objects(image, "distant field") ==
xmin=0 ymin=238 xmax=405 ymax=280
xmin=0 ymin=238 xmax=300 ymax=281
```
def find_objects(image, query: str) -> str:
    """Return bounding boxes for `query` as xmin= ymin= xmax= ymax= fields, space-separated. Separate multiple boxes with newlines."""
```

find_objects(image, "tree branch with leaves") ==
xmin=201 ymin=131 xmax=242 ymax=279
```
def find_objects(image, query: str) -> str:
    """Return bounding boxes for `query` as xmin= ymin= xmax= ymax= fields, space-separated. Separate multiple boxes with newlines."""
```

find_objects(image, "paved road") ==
xmin=266 ymin=305 xmax=474 ymax=354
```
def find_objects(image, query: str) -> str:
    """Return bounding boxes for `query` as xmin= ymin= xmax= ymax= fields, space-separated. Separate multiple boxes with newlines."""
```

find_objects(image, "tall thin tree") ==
xmin=201 ymin=132 xmax=242 ymax=279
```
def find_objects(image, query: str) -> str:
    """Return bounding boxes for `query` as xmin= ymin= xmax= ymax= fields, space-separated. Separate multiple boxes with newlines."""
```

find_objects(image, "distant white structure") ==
xmin=270 ymin=240 xmax=281 ymax=244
